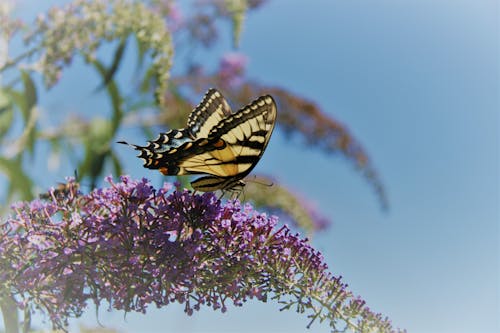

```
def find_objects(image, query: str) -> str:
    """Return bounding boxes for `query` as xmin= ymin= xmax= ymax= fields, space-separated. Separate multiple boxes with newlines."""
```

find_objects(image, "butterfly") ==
xmin=119 ymin=88 xmax=277 ymax=193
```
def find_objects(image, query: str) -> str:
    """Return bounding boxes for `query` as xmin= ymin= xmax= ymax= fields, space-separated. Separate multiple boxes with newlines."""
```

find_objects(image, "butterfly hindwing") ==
xmin=189 ymin=174 xmax=245 ymax=193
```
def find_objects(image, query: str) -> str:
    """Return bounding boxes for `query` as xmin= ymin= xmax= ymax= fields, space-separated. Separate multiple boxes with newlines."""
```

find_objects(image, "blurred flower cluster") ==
xmin=5 ymin=0 xmax=173 ymax=103
xmin=217 ymin=52 xmax=248 ymax=89
xmin=0 ymin=176 xmax=401 ymax=332
xmin=0 ymin=2 xmax=23 ymax=39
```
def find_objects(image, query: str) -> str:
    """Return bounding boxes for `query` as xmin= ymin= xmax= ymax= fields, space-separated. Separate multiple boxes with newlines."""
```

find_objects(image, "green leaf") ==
xmin=0 ymin=89 xmax=14 ymax=138
xmin=225 ymin=0 xmax=248 ymax=48
xmin=20 ymin=70 xmax=37 ymax=122
xmin=3 ymin=72 xmax=40 ymax=157
xmin=109 ymin=150 xmax=123 ymax=178
xmin=77 ymin=118 xmax=113 ymax=188
xmin=19 ymin=101 xmax=38 ymax=157
xmin=90 ymin=59 xmax=124 ymax=135
xmin=0 ymin=88 xmax=11 ymax=111
xmin=0 ymin=156 xmax=34 ymax=202
xmin=135 ymin=34 xmax=148 ymax=69
xmin=5 ymin=88 xmax=25 ymax=112
xmin=139 ymin=64 xmax=156 ymax=94
xmin=95 ymin=38 xmax=127 ymax=91
xmin=2 ymin=86 xmax=39 ymax=157
xmin=78 ymin=142 xmax=107 ymax=190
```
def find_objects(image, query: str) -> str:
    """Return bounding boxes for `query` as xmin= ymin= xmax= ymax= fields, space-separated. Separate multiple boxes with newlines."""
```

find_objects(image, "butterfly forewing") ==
xmin=176 ymin=95 xmax=277 ymax=180
xmin=119 ymin=89 xmax=232 ymax=169
xmin=208 ymin=95 xmax=276 ymax=174
xmin=187 ymin=88 xmax=232 ymax=138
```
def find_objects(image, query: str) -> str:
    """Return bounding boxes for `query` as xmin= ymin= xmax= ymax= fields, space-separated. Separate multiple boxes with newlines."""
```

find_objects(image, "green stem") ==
xmin=0 ymin=295 xmax=19 ymax=333
xmin=0 ymin=47 xmax=41 ymax=73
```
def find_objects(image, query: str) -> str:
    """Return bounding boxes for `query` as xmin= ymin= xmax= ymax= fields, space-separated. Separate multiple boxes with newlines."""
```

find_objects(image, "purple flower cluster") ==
xmin=218 ymin=52 xmax=248 ymax=88
xmin=0 ymin=176 xmax=403 ymax=332
xmin=154 ymin=0 xmax=184 ymax=32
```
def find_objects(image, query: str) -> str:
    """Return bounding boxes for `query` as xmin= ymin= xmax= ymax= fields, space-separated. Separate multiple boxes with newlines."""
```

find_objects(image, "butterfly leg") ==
xmin=218 ymin=191 xmax=226 ymax=200
xmin=228 ymin=188 xmax=243 ymax=201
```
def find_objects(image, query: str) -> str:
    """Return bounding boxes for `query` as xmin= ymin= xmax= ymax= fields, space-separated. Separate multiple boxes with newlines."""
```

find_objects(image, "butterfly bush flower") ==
xmin=218 ymin=52 xmax=248 ymax=88
xmin=149 ymin=1 xmax=184 ymax=32
xmin=0 ymin=176 xmax=403 ymax=332
xmin=0 ymin=2 xmax=23 ymax=41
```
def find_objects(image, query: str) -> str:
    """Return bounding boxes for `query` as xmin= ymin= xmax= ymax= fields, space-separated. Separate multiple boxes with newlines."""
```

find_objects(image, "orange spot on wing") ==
xmin=214 ymin=139 xmax=226 ymax=148
xmin=159 ymin=167 xmax=168 ymax=175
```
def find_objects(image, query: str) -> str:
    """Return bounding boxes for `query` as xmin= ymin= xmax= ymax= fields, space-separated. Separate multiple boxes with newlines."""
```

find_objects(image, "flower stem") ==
xmin=0 ymin=295 xmax=19 ymax=333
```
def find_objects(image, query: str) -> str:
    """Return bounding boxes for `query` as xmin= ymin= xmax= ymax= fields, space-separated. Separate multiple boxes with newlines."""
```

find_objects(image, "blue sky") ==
xmin=1 ymin=1 xmax=498 ymax=332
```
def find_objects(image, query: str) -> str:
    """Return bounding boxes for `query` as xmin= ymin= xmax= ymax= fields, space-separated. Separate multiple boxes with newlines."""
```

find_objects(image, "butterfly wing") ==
xmin=119 ymin=89 xmax=232 ymax=169
xmin=187 ymin=88 xmax=232 ymax=138
xmin=170 ymin=95 xmax=277 ymax=191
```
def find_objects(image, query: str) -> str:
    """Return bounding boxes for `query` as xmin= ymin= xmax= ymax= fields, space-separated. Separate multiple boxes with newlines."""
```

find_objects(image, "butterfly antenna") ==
xmin=117 ymin=140 xmax=142 ymax=150
xmin=246 ymin=175 xmax=274 ymax=187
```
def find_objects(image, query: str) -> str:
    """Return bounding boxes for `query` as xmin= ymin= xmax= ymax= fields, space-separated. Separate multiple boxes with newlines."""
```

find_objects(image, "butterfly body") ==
xmin=120 ymin=89 xmax=277 ymax=192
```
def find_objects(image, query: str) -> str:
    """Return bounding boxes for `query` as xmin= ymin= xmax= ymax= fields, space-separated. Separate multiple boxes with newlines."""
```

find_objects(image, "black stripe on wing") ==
xmin=190 ymin=175 xmax=245 ymax=193
xmin=207 ymin=94 xmax=277 ymax=167
xmin=187 ymin=88 xmax=232 ymax=138
xmin=117 ymin=128 xmax=192 ymax=168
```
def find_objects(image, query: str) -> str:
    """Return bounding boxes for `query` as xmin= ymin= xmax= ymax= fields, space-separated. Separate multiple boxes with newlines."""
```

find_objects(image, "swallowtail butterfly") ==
xmin=119 ymin=89 xmax=277 ymax=193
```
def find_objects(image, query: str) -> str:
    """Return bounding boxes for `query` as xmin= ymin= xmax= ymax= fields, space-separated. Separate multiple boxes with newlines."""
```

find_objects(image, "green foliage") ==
xmin=0 ymin=0 xmax=175 ymax=200
xmin=0 ymin=156 xmax=34 ymax=203
xmin=225 ymin=0 xmax=248 ymax=48
xmin=0 ymin=90 xmax=14 ymax=137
